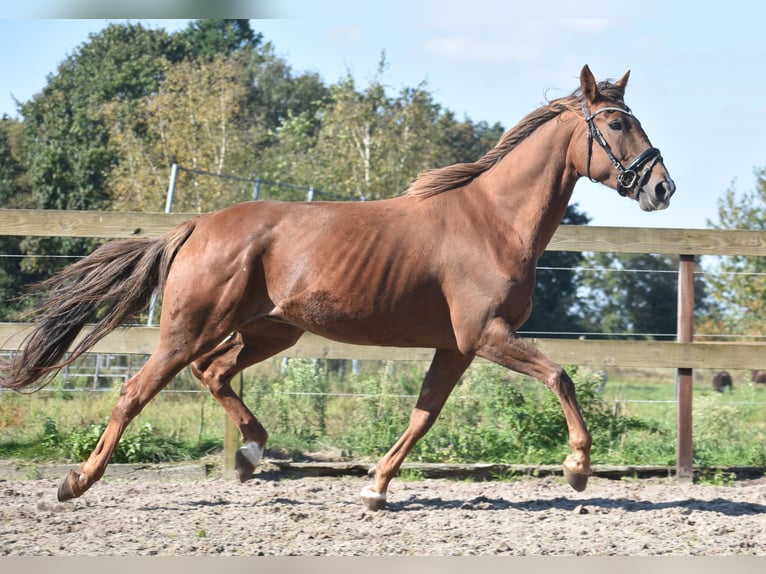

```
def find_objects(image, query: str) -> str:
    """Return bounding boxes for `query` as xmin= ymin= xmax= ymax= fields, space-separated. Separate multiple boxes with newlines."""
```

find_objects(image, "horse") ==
xmin=712 ymin=371 xmax=733 ymax=393
xmin=0 ymin=65 xmax=675 ymax=510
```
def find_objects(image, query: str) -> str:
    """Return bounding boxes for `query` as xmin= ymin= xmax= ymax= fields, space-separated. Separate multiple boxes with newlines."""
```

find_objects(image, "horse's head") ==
xmin=576 ymin=65 xmax=675 ymax=212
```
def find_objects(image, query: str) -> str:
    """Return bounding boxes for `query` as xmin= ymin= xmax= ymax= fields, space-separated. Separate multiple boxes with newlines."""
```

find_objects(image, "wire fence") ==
xmin=2 ymin=164 xmax=766 ymax=409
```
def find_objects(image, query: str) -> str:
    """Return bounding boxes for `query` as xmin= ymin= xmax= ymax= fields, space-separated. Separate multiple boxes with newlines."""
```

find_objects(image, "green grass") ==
xmin=1 ymin=360 xmax=765 ymax=469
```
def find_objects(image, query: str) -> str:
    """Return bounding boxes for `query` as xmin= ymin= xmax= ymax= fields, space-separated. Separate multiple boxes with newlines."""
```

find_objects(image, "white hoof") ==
xmin=238 ymin=441 xmax=263 ymax=467
xmin=360 ymin=485 xmax=387 ymax=511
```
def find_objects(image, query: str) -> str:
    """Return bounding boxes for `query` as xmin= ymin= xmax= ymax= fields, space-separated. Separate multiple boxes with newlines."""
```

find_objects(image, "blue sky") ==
xmin=1 ymin=2 xmax=765 ymax=230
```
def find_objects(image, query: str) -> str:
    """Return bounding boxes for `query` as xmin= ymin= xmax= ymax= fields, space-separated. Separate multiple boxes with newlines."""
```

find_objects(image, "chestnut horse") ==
xmin=1 ymin=66 xmax=674 ymax=510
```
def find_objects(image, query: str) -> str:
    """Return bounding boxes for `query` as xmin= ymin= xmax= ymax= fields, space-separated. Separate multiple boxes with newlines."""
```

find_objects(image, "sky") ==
xmin=1 ymin=2 xmax=765 ymax=230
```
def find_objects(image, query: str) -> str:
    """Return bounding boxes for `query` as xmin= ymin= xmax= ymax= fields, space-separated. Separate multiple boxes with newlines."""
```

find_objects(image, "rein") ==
xmin=581 ymin=100 xmax=662 ymax=197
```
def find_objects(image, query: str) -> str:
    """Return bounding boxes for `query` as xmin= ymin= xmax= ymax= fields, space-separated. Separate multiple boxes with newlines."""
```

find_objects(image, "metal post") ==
xmin=147 ymin=164 xmax=179 ymax=327
xmin=252 ymin=178 xmax=261 ymax=201
xmin=94 ymin=354 xmax=100 ymax=390
xmin=307 ymin=186 xmax=315 ymax=202
xmin=676 ymin=254 xmax=695 ymax=482
xmin=164 ymin=163 xmax=178 ymax=213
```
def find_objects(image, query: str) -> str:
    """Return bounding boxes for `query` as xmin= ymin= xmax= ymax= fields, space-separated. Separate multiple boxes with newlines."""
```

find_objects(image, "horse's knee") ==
xmin=545 ymin=367 xmax=574 ymax=397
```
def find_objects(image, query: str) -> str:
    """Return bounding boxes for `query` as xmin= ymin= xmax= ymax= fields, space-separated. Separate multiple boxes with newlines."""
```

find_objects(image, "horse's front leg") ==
xmin=360 ymin=349 xmax=473 ymax=510
xmin=475 ymin=318 xmax=592 ymax=491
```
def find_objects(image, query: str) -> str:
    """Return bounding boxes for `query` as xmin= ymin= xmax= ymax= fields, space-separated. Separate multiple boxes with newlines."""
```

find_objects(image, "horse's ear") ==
xmin=580 ymin=65 xmax=600 ymax=103
xmin=614 ymin=70 xmax=630 ymax=94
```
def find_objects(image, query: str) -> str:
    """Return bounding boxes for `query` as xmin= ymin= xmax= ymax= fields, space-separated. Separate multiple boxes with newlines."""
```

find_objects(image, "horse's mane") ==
xmin=405 ymin=80 xmax=626 ymax=198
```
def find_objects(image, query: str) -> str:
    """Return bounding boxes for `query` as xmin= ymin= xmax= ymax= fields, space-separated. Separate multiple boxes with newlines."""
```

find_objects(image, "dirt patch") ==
xmin=1 ymin=470 xmax=765 ymax=555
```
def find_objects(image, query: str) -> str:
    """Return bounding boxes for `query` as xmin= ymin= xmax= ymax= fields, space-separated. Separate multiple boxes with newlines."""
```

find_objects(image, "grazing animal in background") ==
xmin=751 ymin=370 xmax=766 ymax=385
xmin=712 ymin=371 xmax=733 ymax=393
xmin=0 ymin=66 xmax=675 ymax=510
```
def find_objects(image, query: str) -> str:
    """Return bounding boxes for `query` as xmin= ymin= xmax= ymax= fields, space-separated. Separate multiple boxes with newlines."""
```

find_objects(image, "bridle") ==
xmin=581 ymin=100 xmax=663 ymax=198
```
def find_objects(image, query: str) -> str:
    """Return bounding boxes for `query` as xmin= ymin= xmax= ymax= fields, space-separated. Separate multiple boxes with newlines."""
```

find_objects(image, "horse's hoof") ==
xmin=57 ymin=470 xmax=81 ymax=502
xmin=360 ymin=485 xmax=387 ymax=511
xmin=235 ymin=450 xmax=256 ymax=482
xmin=234 ymin=441 xmax=263 ymax=482
xmin=563 ymin=466 xmax=589 ymax=492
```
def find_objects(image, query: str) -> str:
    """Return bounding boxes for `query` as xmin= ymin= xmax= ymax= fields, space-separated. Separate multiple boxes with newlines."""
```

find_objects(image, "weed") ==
xmin=696 ymin=468 xmax=736 ymax=486
xmin=2 ymin=361 xmax=765 ymax=471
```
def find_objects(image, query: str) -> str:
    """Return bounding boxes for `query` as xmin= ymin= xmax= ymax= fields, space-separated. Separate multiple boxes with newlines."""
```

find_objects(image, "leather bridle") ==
xmin=581 ymin=100 xmax=663 ymax=198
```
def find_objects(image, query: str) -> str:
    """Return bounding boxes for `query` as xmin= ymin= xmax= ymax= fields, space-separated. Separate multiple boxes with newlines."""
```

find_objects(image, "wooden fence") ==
xmin=2 ymin=208 xmax=766 ymax=480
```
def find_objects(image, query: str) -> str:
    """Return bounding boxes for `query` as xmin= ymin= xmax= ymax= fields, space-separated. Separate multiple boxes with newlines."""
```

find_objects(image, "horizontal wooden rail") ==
xmin=2 ymin=208 xmax=766 ymax=255
xmin=1 ymin=323 xmax=763 ymax=370
xmin=3 ymin=209 xmax=764 ymax=481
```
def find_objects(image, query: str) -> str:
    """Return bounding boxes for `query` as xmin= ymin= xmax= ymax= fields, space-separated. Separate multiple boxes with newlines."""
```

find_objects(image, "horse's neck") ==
xmin=477 ymin=117 xmax=580 ymax=257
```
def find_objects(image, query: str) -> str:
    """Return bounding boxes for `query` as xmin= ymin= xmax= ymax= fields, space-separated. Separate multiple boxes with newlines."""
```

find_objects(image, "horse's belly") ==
xmin=271 ymin=288 xmax=457 ymax=349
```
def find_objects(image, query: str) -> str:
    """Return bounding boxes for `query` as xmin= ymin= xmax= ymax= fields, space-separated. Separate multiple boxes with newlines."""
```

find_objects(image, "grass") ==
xmin=1 ymin=359 xmax=765 ymax=470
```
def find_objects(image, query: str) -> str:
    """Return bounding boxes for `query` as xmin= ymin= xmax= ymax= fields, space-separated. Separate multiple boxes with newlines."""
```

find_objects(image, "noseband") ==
xmin=581 ymin=100 xmax=662 ymax=197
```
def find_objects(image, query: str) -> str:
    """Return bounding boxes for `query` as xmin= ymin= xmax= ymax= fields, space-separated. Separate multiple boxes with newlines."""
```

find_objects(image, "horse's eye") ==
xmin=608 ymin=120 xmax=624 ymax=131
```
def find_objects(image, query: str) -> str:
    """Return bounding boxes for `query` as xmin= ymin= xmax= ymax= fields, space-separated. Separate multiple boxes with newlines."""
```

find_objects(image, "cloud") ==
xmin=423 ymin=34 xmax=544 ymax=63
xmin=328 ymin=24 xmax=363 ymax=45
xmin=418 ymin=17 xmax=614 ymax=66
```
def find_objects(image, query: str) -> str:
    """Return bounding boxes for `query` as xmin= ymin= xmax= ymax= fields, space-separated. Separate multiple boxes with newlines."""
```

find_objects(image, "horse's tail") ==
xmin=0 ymin=219 xmax=197 ymax=391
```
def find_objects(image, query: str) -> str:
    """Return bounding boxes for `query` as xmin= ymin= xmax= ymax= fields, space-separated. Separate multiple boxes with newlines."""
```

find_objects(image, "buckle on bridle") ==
xmin=618 ymin=170 xmax=638 ymax=190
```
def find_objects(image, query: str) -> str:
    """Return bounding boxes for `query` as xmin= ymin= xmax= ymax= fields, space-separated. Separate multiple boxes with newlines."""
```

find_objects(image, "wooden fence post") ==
xmin=676 ymin=254 xmax=695 ymax=482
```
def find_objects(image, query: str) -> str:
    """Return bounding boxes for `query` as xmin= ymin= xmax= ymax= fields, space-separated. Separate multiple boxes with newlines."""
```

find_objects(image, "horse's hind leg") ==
xmin=360 ymin=349 xmax=473 ymax=510
xmin=57 ymin=347 xmax=193 ymax=501
xmin=475 ymin=318 xmax=592 ymax=492
xmin=190 ymin=321 xmax=303 ymax=482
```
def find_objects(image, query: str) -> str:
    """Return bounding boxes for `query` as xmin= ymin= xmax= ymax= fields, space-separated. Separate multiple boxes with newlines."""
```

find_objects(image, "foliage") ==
xmin=2 ymin=363 xmax=765 ymax=470
xmin=172 ymin=19 xmax=262 ymax=61
xmin=0 ymin=118 xmax=34 ymax=319
xmin=692 ymin=386 xmax=766 ymax=467
xmin=14 ymin=22 xmax=176 ymax=282
xmin=523 ymin=205 xmax=592 ymax=336
xmin=1 ymin=18 xmax=753 ymax=345
xmin=703 ymin=169 xmax=766 ymax=337
xmin=263 ymin=55 xmax=510 ymax=201
xmin=579 ymin=252 xmax=710 ymax=339
xmin=103 ymin=53 xmax=251 ymax=212
xmin=38 ymin=417 xmax=209 ymax=464
xmin=266 ymin=359 xmax=330 ymax=444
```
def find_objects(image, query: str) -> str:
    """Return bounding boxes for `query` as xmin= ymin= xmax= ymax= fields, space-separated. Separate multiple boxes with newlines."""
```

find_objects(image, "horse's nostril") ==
xmin=655 ymin=180 xmax=674 ymax=202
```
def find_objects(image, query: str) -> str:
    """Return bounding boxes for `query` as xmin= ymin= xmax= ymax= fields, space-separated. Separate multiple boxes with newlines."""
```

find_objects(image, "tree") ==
xmin=17 ymin=23 xmax=176 ymax=278
xmin=267 ymin=58 xmax=468 ymax=200
xmin=435 ymin=111 xmax=506 ymax=167
xmin=0 ymin=116 xmax=29 ymax=208
xmin=578 ymin=251 xmax=710 ymax=340
xmin=702 ymin=170 xmax=766 ymax=337
xmin=521 ymin=205 xmax=592 ymax=337
xmin=172 ymin=19 xmax=261 ymax=61
xmin=0 ymin=116 xmax=34 ymax=319
xmin=102 ymin=30 xmax=329 ymax=210
xmin=300 ymin=71 xmax=441 ymax=199
xmin=104 ymin=53 xmax=251 ymax=212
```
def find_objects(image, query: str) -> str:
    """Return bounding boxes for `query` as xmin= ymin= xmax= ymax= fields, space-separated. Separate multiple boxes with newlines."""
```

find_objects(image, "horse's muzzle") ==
xmin=638 ymin=177 xmax=675 ymax=212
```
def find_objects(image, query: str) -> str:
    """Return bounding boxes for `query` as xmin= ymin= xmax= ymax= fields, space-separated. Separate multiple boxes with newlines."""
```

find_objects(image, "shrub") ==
xmin=39 ymin=418 xmax=193 ymax=463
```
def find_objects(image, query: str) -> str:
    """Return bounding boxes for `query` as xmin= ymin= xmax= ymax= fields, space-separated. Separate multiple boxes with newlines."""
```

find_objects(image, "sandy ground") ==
xmin=1 ymin=470 xmax=765 ymax=556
